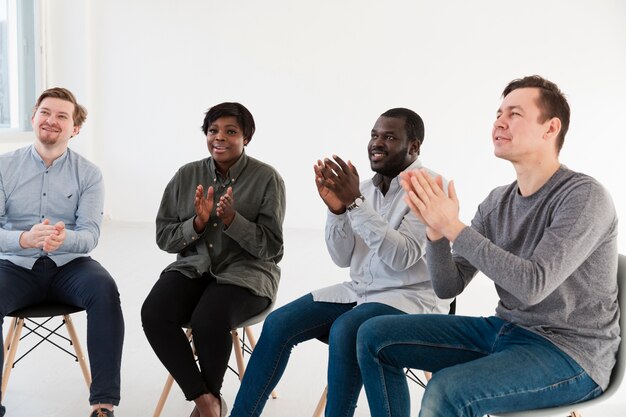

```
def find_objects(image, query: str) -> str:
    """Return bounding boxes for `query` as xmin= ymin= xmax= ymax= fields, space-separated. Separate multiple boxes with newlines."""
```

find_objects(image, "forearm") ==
xmin=325 ymin=210 xmax=355 ymax=267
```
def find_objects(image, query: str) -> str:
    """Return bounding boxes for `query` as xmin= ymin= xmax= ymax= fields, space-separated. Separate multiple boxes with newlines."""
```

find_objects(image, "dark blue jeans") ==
xmin=0 ymin=257 xmax=124 ymax=411
xmin=357 ymin=314 xmax=601 ymax=417
xmin=230 ymin=293 xmax=404 ymax=417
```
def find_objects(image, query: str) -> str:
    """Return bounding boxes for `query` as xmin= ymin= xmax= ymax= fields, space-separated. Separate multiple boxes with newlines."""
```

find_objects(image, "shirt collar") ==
xmin=207 ymin=150 xmax=249 ymax=185
xmin=29 ymin=144 xmax=69 ymax=168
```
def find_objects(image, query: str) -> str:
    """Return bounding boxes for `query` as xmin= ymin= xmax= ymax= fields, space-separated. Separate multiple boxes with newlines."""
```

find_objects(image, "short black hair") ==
xmin=201 ymin=102 xmax=256 ymax=143
xmin=380 ymin=108 xmax=425 ymax=145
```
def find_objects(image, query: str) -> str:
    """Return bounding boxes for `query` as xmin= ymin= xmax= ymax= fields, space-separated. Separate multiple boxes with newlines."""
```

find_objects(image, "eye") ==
xmin=370 ymin=134 xmax=378 ymax=140
xmin=58 ymin=114 xmax=68 ymax=119
xmin=227 ymin=129 xmax=238 ymax=135
xmin=208 ymin=128 xmax=217 ymax=134
xmin=385 ymin=135 xmax=396 ymax=141
xmin=511 ymin=111 xmax=521 ymax=117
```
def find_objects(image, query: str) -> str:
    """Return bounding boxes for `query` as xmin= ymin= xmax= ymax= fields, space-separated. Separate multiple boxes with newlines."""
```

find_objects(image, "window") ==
xmin=0 ymin=0 xmax=37 ymax=132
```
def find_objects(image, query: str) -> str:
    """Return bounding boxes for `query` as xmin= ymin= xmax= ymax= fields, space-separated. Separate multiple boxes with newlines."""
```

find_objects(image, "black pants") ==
xmin=141 ymin=271 xmax=270 ymax=400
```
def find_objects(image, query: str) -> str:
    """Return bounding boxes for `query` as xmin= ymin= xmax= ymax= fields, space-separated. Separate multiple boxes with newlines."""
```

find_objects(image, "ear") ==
xmin=544 ymin=117 xmax=561 ymax=141
xmin=409 ymin=139 xmax=421 ymax=156
xmin=71 ymin=125 xmax=81 ymax=138
xmin=244 ymin=138 xmax=249 ymax=146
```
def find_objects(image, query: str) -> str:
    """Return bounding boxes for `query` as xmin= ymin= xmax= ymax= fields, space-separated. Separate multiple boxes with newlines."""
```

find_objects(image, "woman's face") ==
xmin=206 ymin=116 xmax=248 ymax=174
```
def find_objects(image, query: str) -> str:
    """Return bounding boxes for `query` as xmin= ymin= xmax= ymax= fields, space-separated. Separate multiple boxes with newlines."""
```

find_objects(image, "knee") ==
xmin=328 ymin=315 xmax=359 ymax=354
xmin=88 ymin=274 xmax=121 ymax=305
xmin=356 ymin=316 xmax=384 ymax=359
xmin=420 ymin=369 xmax=464 ymax=414
xmin=140 ymin=292 xmax=164 ymax=327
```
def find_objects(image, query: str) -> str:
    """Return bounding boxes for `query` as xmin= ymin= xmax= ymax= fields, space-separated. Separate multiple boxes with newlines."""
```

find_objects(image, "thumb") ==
xmin=42 ymin=218 xmax=50 ymax=225
xmin=55 ymin=221 xmax=66 ymax=230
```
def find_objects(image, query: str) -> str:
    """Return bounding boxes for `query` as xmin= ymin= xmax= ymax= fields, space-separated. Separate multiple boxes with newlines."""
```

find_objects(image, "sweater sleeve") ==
xmin=452 ymin=180 xmax=617 ymax=305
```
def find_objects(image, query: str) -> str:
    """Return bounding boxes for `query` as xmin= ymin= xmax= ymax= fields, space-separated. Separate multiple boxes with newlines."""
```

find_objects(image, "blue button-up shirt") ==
xmin=0 ymin=145 xmax=104 ymax=268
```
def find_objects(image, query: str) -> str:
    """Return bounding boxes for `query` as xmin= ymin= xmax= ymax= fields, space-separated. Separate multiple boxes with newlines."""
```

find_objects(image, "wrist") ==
xmin=346 ymin=195 xmax=365 ymax=212
xmin=443 ymin=220 xmax=466 ymax=243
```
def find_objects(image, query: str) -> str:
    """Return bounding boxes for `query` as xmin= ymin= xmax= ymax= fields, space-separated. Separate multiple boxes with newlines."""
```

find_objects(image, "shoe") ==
xmin=90 ymin=408 xmax=114 ymax=417
xmin=189 ymin=406 xmax=199 ymax=417
xmin=220 ymin=396 xmax=228 ymax=417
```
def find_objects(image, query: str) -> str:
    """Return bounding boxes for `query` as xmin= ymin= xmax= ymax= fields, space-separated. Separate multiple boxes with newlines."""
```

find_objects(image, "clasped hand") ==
xmin=19 ymin=219 xmax=66 ymax=252
xmin=313 ymin=155 xmax=361 ymax=214
xmin=399 ymin=169 xmax=465 ymax=242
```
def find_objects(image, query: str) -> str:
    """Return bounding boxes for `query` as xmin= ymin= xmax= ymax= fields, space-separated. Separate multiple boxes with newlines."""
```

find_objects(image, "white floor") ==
xmin=2 ymin=221 xmax=623 ymax=417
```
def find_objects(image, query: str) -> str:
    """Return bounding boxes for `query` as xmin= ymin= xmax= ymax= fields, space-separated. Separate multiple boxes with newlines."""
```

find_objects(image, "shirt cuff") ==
xmin=2 ymin=230 xmax=24 ymax=252
xmin=183 ymin=217 xmax=202 ymax=245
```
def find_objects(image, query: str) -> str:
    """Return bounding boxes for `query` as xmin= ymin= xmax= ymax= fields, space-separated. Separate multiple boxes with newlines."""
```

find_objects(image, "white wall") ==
xmin=42 ymin=0 xmax=625 ymax=247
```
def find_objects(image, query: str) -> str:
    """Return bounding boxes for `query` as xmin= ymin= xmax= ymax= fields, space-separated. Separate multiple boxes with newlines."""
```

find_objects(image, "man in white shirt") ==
xmin=229 ymin=108 xmax=451 ymax=417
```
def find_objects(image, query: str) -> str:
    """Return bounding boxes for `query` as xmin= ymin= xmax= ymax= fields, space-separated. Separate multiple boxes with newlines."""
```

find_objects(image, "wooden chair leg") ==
xmin=312 ymin=386 xmax=327 ymax=417
xmin=1 ymin=318 xmax=25 ymax=401
xmin=152 ymin=328 xmax=193 ymax=417
xmin=3 ymin=317 xmax=17 ymax=360
xmin=232 ymin=330 xmax=246 ymax=381
xmin=63 ymin=314 xmax=92 ymax=388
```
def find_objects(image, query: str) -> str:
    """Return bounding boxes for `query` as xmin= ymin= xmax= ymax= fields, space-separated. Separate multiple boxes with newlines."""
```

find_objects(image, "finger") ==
xmin=421 ymin=170 xmax=445 ymax=197
xmin=410 ymin=175 xmax=430 ymax=204
xmin=323 ymin=158 xmax=342 ymax=176
xmin=347 ymin=160 xmax=358 ymax=176
xmin=332 ymin=155 xmax=350 ymax=173
xmin=206 ymin=186 xmax=214 ymax=200
xmin=448 ymin=180 xmax=459 ymax=204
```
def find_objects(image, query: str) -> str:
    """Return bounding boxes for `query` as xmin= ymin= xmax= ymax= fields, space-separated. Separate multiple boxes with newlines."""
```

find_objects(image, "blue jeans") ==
xmin=357 ymin=314 xmax=602 ymax=417
xmin=0 ymin=257 xmax=124 ymax=408
xmin=230 ymin=293 xmax=404 ymax=417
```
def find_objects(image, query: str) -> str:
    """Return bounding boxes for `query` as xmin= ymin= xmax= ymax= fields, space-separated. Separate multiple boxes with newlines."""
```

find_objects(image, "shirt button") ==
xmin=213 ymin=223 xmax=217 ymax=227
xmin=43 ymin=193 xmax=46 ymax=196
xmin=209 ymin=243 xmax=213 ymax=248
xmin=191 ymin=236 xmax=196 ymax=240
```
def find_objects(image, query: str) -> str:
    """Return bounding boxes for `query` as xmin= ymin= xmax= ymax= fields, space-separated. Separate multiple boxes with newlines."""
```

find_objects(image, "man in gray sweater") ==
xmin=356 ymin=75 xmax=619 ymax=417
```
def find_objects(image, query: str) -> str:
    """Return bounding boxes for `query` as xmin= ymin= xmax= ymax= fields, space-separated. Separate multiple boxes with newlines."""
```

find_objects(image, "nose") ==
xmin=493 ymin=114 xmax=506 ymax=129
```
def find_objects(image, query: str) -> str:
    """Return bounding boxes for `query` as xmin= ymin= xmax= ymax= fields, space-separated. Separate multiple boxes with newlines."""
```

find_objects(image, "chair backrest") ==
xmin=602 ymin=253 xmax=626 ymax=399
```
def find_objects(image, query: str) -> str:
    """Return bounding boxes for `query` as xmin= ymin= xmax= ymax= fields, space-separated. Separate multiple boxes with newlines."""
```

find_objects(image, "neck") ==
xmin=34 ymin=142 xmax=67 ymax=167
xmin=513 ymin=158 xmax=561 ymax=197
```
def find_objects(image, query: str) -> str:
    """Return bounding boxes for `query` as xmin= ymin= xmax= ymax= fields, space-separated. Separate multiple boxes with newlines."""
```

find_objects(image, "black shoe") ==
xmin=90 ymin=408 xmax=114 ymax=417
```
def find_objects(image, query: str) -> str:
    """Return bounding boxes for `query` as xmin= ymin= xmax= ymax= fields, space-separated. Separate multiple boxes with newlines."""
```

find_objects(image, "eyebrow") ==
xmin=497 ymin=105 xmax=524 ymax=114
xmin=211 ymin=123 xmax=240 ymax=129
xmin=371 ymin=129 xmax=398 ymax=134
xmin=39 ymin=107 xmax=71 ymax=117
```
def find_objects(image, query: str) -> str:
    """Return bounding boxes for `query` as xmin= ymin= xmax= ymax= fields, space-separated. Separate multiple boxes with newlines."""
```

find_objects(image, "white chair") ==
xmin=152 ymin=301 xmax=277 ymax=417
xmin=491 ymin=253 xmax=626 ymax=417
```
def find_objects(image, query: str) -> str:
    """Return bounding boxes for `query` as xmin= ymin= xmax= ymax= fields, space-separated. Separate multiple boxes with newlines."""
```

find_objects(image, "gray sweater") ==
xmin=427 ymin=165 xmax=619 ymax=390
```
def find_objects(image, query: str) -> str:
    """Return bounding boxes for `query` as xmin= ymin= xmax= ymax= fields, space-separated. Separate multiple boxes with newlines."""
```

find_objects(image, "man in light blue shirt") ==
xmin=0 ymin=88 xmax=124 ymax=417
xmin=230 ymin=108 xmax=451 ymax=417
